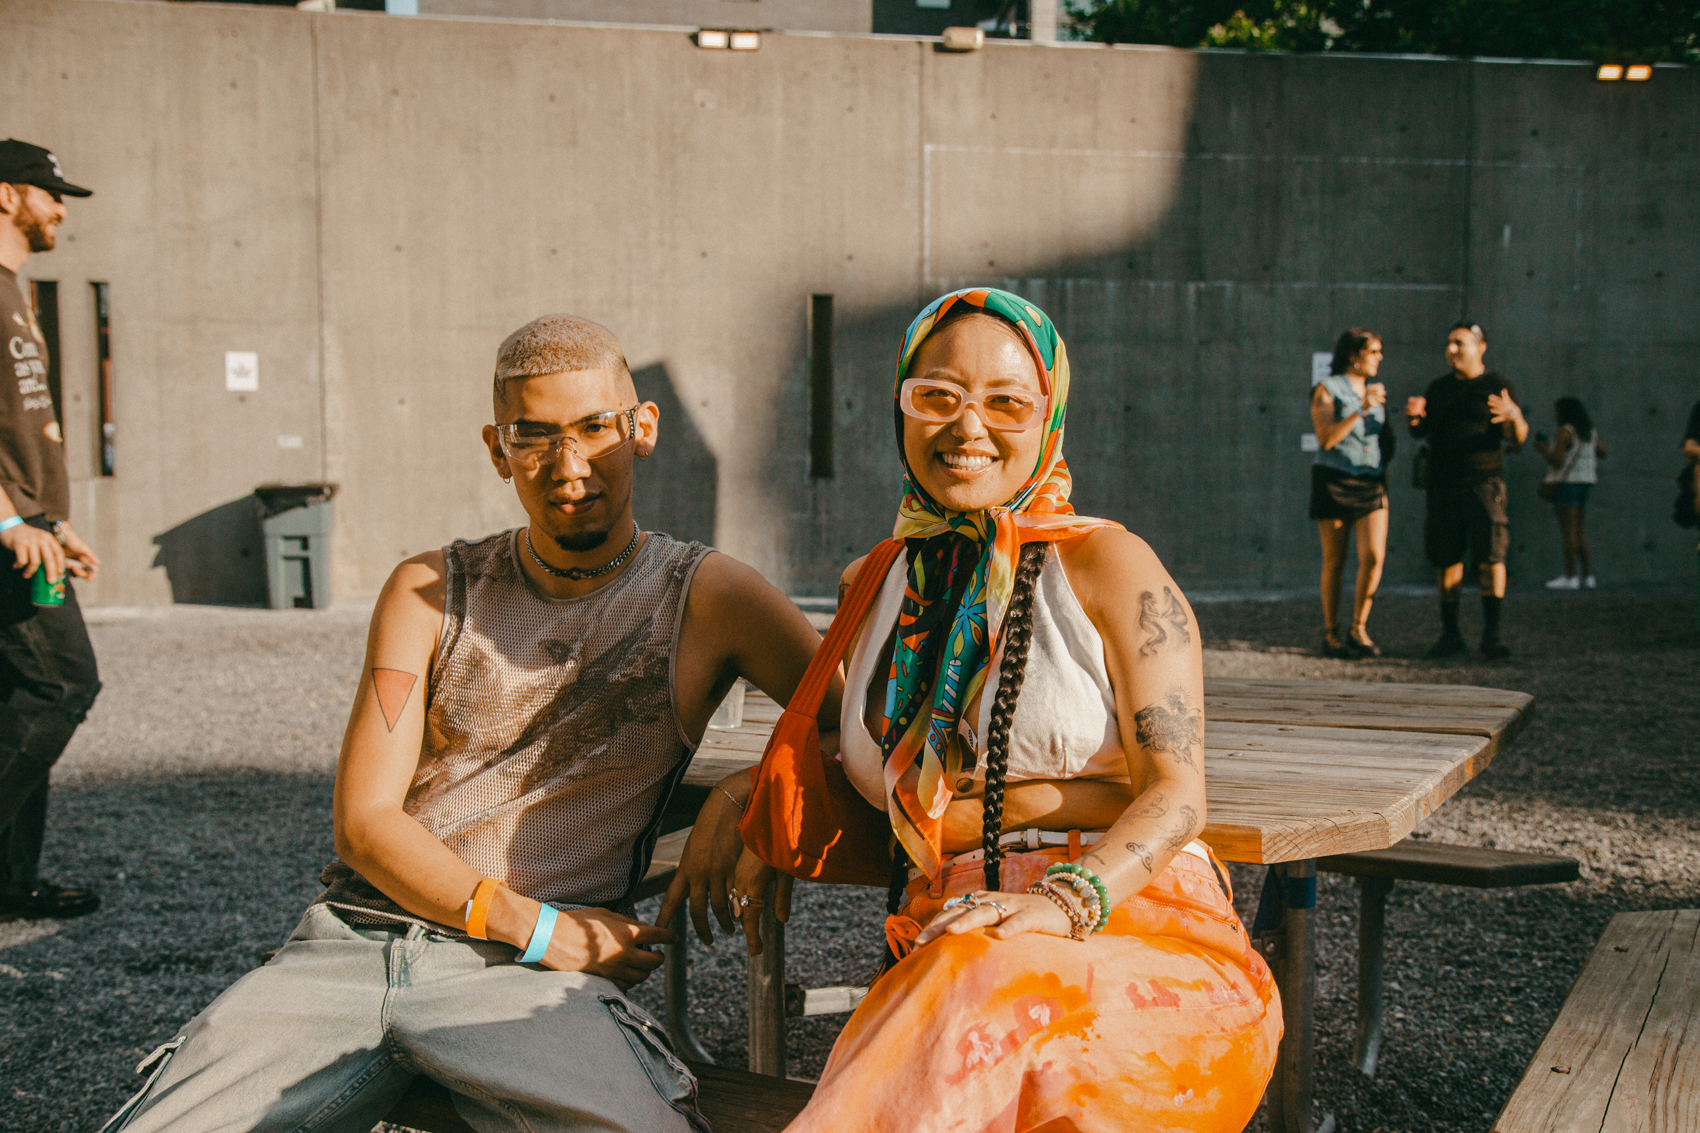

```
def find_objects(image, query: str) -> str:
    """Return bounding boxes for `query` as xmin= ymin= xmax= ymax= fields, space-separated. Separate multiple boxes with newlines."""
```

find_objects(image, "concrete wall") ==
xmin=416 ymin=0 xmax=872 ymax=32
xmin=3 ymin=0 xmax=1695 ymax=604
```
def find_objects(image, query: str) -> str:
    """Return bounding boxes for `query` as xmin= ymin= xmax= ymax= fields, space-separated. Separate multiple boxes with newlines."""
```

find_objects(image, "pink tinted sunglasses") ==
xmin=898 ymin=378 xmax=1046 ymax=432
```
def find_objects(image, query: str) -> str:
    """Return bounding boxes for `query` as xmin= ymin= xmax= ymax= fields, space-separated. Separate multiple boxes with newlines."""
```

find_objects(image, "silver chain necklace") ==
xmin=525 ymin=525 xmax=641 ymax=581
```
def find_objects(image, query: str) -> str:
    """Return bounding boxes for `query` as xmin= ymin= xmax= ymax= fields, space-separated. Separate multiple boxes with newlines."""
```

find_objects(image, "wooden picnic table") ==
xmin=674 ymin=675 xmax=1533 ymax=1133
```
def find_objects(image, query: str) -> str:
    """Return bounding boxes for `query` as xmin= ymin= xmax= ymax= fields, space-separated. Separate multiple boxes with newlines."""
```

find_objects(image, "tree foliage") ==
xmin=1065 ymin=0 xmax=1700 ymax=62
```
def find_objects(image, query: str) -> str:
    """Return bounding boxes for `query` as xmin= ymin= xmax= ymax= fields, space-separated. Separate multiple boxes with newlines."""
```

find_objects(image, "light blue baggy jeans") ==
xmin=103 ymin=903 xmax=709 ymax=1133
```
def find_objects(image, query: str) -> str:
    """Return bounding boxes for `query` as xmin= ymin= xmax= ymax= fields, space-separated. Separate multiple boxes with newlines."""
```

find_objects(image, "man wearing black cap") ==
xmin=0 ymin=139 xmax=103 ymax=920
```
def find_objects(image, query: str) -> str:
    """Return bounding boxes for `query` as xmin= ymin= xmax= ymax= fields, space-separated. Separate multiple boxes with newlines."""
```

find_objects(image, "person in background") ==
xmin=1534 ymin=397 xmax=1607 ymax=590
xmin=1310 ymin=327 xmax=1390 ymax=657
xmin=1405 ymin=322 xmax=1528 ymax=660
xmin=0 ymin=140 xmax=102 ymax=921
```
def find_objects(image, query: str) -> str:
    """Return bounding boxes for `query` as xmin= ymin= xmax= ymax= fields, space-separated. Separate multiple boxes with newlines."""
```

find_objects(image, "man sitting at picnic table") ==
xmin=103 ymin=314 xmax=825 ymax=1133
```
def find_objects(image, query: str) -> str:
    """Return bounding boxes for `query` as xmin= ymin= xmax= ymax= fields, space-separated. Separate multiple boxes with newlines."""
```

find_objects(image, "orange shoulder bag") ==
xmin=737 ymin=539 xmax=904 ymax=887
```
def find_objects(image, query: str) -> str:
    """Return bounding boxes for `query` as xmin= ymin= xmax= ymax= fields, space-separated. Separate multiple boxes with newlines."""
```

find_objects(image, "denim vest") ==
xmin=1315 ymin=374 xmax=1384 ymax=476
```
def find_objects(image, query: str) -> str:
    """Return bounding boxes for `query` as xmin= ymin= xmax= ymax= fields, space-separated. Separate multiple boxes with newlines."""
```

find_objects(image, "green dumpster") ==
xmin=254 ymin=483 xmax=337 ymax=610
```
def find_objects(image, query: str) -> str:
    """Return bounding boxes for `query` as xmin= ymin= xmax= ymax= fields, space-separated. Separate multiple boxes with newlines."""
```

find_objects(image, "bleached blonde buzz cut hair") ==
xmin=493 ymin=314 xmax=630 ymax=405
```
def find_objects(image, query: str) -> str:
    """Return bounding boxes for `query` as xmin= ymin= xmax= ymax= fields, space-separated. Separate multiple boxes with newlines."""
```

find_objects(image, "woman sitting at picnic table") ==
xmin=732 ymin=288 xmax=1281 ymax=1133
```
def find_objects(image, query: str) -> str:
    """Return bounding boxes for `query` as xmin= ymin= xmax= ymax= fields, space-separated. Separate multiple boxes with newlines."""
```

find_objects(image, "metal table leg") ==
xmin=1354 ymin=876 xmax=1393 ymax=1078
xmin=1265 ymin=859 xmax=1333 ymax=1133
xmin=747 ymin=878 xmax=787 ymax=1077
xmin=663 ymin=904 xmax=713 ymax=1063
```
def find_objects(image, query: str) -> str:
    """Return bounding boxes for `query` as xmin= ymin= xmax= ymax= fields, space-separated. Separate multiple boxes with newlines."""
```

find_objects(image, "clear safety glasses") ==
xmin=898 ymin=378 xmax=1046 ymax=432
xmin=496 ymin=407 xmax=636 ymax=469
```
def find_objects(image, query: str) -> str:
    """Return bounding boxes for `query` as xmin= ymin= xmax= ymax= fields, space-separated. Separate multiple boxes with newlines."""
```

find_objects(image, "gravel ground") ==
xmin=2 ymin=585 xmax=1695 ymax=1132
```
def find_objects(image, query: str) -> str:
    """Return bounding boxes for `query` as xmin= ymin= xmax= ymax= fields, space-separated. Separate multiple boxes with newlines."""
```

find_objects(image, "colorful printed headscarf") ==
xmin=878 ymin=288 xmax=1122 ymax=878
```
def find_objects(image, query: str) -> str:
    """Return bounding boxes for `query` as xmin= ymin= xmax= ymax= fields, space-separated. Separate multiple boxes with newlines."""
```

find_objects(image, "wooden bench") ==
xmin=1316 ymin=840 xmax=1580 ymax=1077
xmin=1492 ymin=909 xmax=1699 ymax=1133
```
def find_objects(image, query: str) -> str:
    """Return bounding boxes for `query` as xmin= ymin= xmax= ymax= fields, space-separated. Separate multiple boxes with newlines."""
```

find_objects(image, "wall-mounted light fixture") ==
xmin=941 ymin=26 xmax=985 ymax=52
xmin=1596 ymin=63 xmax=1654 ymax=81
xmin=697 ymin=29 xmax=759 ymax=50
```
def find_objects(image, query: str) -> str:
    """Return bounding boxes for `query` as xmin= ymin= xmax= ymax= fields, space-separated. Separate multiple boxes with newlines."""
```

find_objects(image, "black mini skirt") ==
xmin=1309 ymin=465 xmax=1387 ymax=522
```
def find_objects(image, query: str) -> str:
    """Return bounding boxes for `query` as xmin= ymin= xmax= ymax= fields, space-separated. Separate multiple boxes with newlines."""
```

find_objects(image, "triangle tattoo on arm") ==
xmin=372 ymin=668 xmax=418 ymax=733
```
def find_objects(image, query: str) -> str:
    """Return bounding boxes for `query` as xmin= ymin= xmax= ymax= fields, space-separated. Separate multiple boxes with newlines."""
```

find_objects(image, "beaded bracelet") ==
xmin=1046 ymin=862 xmax=1111 ymax=932
xmin=1026 ymin=880 xmax=1089 ymax=941
xmin=1052 ymin=872 xmax=1104 ymax=927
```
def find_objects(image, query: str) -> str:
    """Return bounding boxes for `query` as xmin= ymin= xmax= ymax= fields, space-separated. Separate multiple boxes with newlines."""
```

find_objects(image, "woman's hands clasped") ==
xmin=914 ymin=889 xmax=1075 ymax=947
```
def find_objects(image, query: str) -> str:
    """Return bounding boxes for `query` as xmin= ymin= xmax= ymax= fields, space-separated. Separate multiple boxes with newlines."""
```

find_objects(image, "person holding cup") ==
xmin=1309 ymin=327 xmax=1391 ymax=657
xmin=0 ymin=140 xmax=103 ymax=920
xmin=1405 ymin=322 xmax=1527 ymax=660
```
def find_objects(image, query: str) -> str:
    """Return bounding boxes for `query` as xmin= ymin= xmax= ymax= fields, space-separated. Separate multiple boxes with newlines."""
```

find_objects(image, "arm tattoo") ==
xmin=1162 ymin=805 xmax=1200 ymax=854
xmin=838 ymin=578 xmax=850 ymax=607
xmin=1125 ymin=840 xmax=1154 ymax=872
xmin=1130 ymin=792 xmax=1169 ymax=819
xmin=1137 ymin=586 xmax=1192 ymax=657
xmin=1134 ymin=693 xmax=1203 ymax=769
xmin=371 ymin=668 xmax=418 ymax=733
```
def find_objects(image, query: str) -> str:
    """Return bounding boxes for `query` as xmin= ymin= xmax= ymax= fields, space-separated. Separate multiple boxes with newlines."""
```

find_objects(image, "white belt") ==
xmin=911 ymin=830 xmax=1211 ymax=880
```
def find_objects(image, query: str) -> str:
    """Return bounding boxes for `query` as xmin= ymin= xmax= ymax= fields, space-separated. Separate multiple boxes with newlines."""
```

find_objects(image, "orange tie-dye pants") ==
xmin=785 ymin=844 xmax=1282 ymax=1133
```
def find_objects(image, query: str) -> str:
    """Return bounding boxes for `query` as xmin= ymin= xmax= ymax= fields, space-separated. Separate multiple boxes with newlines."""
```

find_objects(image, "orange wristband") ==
xmin=464 ymin=878 xmax=505 ymax=940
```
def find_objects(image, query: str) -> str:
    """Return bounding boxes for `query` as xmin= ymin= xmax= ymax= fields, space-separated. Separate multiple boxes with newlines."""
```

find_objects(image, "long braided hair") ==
xmin=980 ymin=540 xmax=1048 ymax=891
xmin=884 ymin=540 xmax=1048 ymax=918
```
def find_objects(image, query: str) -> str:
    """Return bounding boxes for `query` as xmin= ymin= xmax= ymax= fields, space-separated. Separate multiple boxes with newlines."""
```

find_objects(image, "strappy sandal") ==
xmin=1346 ymin=630 xmax=1383 ymax=658
xmin=1320 ymin=632 xmax=1352 ymax=659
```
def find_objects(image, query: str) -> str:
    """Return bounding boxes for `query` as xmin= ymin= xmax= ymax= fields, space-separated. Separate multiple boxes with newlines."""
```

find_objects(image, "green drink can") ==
xmin=30 ymin=568 xmax=65 ymax=608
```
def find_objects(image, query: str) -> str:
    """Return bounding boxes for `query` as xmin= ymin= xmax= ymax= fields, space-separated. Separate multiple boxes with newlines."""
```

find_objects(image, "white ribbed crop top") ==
xmin=839 ymin=544 xmax=1127 ymax=814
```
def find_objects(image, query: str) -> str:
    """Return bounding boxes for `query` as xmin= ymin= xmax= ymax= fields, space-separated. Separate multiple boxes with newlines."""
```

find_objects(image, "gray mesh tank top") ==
xmin=316 ymin=529 xmax=711 ymax=932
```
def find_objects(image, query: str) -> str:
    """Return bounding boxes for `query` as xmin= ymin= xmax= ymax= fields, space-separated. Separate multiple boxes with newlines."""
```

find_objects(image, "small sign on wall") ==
xmin=1311 ymin=351 xmax=1332 ymax=387
xmin=1301 ymin=433 xmax=1320 ymax=452
xmin=225 ymin=351 xmax=258 ymax=392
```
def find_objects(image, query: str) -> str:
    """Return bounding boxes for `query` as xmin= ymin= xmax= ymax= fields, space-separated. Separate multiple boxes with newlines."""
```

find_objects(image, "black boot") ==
xmin=1480 ymin=595 xmax=1510 ymax=659
xmin=0 ymin=880 xmax=100 ymax=920
xmin=1427 ymin=600 xmax=1467 ymax=658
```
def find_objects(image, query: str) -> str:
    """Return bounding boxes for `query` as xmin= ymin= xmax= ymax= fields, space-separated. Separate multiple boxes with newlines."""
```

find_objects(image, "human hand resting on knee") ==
xmin=656 ymin=771 xmax=752 ymax=946
xmin=914 ymin=890 xmax=1074 ymax=946
xmin=485 ymin=888 xmax=674 ymax=989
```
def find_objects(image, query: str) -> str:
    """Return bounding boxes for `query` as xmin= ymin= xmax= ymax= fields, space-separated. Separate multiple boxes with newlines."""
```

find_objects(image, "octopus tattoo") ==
xmin=1137 ymin=586 xmax=1192 ymax=657
xmin=1134 ymin=693 xmax=1203 ymax=769
xmin=1163 ymin=805 xmax=1201 ymax=854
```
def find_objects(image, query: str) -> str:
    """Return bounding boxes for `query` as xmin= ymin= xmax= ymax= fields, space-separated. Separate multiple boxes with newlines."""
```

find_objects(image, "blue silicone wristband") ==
xmin=0 ymin=516 xmax=23 ymax=534
xmin=518 ymin=902 xmax=558 ymax=964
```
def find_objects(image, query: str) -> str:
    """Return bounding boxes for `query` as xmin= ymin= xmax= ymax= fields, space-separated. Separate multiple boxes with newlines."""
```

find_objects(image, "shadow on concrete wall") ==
xmin=151 ymin=498 xmax=268 ymax=606
xmin=776 ymin=51 xmax=1683 ymax=595
xmin=631 ymin=362 xmax=718 ymax=547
